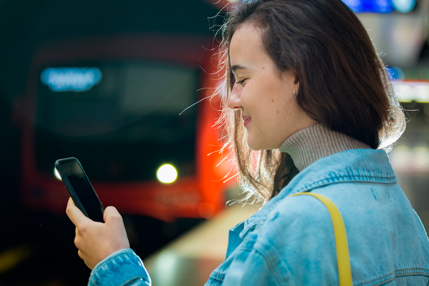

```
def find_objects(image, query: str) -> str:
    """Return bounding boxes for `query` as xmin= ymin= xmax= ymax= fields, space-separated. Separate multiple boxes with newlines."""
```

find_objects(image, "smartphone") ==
xmin=55 ymin=157 xmax=105 ymax=222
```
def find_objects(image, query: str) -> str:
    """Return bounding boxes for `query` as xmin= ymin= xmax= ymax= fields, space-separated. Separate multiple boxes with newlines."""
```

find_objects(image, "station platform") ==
xmin=143 ymin=203 xmax=257 ymax=286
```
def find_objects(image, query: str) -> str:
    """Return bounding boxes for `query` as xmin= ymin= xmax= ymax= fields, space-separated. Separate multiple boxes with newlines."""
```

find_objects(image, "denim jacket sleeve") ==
xmin=89 ymin=248 xmax=151 ymax=286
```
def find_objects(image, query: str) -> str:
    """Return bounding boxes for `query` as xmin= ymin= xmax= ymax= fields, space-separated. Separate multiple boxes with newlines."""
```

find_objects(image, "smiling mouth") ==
xmin=243 ymin=118 xmax=251 ymax=127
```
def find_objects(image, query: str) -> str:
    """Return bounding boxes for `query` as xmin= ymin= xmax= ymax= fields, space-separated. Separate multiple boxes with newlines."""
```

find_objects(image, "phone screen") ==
xmin=56 ymin=158 xmax=104 ymax=222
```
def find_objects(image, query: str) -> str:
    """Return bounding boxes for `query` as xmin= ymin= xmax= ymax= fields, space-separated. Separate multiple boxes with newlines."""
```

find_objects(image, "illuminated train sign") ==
xmin=41 ymin=67 xmax=102 ymax=92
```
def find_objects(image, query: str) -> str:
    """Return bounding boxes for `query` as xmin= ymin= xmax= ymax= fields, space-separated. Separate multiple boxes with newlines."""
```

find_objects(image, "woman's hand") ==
xmin=66 ymin=198 xmax=130 ymax=270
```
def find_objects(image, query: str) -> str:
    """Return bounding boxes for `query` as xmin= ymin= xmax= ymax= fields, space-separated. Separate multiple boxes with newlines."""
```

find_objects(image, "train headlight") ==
xmin=157 ymin=164 xmax=178 ymax=184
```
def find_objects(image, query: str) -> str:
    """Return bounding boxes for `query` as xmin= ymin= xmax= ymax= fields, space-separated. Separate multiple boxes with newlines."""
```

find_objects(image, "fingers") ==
xmin=70 ymin=204 xmax=128 ymax=270
xmin=104 ymin=206 xmax=122 ymax=224
xmin=104 ymin=206 xmax=130 ymax=249
xmin=66 ymin=197 xmax=91 ymax=227
xmin=104 ymin=207 xmax=122 ymax=221
xmin=68 ymin=197 xmax=75 ymax=207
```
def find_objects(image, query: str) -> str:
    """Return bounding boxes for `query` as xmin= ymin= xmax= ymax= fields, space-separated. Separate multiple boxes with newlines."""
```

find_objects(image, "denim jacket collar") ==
xmin=239 ymin=149 xmax=396 ymax=239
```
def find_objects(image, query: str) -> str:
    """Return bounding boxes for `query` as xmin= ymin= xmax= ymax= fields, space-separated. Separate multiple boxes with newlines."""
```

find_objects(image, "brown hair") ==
xmin=216 ymin=0 xmax=405 ymax=204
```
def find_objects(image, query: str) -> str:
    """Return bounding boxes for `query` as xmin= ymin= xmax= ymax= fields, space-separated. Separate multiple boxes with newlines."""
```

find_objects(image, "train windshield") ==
xmin=35 ymin=61 xmax=198 ymax=181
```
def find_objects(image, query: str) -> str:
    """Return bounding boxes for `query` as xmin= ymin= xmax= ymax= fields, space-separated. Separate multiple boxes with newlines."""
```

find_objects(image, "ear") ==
xmin=294 ymin=74 xmax=300 ymax=92
xmin=294 ymin=73 xmax=299 ymax=85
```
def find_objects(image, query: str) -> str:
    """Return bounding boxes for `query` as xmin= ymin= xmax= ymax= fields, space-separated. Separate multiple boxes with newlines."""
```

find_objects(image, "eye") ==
xmin=236 ymin=78 xmax=247 ymax=86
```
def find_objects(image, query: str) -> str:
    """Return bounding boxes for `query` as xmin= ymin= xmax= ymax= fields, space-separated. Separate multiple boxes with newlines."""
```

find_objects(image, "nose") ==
xmin=227 ymin=84 xmax=242 ymax=110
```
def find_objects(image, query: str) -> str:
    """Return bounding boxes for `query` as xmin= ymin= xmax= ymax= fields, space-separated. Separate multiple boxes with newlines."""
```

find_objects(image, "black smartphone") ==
xmin=55 ymin=157 xmax=105 ymax=222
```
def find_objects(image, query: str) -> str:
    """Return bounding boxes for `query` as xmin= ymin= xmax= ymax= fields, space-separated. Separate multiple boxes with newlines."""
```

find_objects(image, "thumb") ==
xmin=103 ymin=206 xmax=123 ymax=225
xmin=67 ymin=197 xmax=92 ymax=227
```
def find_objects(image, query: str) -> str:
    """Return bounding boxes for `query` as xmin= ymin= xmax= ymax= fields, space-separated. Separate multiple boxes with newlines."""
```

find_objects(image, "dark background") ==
xmin=0 ymin=0 xmax=222 ymax=284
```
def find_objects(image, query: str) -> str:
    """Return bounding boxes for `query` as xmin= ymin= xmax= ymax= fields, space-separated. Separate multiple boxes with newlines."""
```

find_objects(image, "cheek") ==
xmin=231 ymin=84 xmax=242 ymax=94
xmin=243 ymin=80 xmax=253 ymax=91
xmin=239 ymin=82 xmax=253 ymax=104
xmin=264 ymin=80 xmax=286 ymax=111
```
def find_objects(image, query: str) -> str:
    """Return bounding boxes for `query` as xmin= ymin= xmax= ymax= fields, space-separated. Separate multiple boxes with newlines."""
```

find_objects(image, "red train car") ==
xmin=13 ymin=33 xmax=235 ymax=222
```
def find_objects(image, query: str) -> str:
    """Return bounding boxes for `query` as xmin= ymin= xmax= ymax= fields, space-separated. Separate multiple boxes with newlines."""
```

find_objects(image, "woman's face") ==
xmin=228 ymin=23 xmax=317 ymax=150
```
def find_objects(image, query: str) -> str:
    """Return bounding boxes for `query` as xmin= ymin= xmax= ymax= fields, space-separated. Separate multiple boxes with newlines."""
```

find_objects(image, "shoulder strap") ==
xmin=288 ymin=192 xmax=353 ymax=286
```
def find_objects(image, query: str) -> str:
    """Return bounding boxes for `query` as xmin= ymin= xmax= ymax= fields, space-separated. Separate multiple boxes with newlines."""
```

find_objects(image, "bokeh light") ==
xmin=156 ymin=164 xmax=178 ymax=184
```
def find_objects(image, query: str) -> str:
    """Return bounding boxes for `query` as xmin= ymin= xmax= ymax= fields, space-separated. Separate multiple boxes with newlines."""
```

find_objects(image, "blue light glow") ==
xmin=240 ymin=0 xmax=411 ymax=13
xmin=388 ymin=67 xmax=405 ymax=80
xmin=342 ymin=0 xmax=394 ymax=13
xmin=392 ymin=0 xmax=416 ymax=13
xmin=343 ymin=0 xmax=363 ymax=12
xmin=41 ymin=67 xmax=102 ymax=92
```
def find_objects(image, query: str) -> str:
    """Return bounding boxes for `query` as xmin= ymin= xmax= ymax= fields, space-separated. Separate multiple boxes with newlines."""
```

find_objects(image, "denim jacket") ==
xmin=88 ymin=149 xmax=429 ymax=285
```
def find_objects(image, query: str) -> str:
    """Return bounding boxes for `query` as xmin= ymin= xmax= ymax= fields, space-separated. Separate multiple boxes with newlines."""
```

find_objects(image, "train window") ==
xmin=35 ymin=61 xmax=198 ymax=182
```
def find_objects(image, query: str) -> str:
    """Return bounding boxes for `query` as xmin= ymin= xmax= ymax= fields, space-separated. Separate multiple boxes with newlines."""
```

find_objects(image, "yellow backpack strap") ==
xmin=288 ymin=192 xmax=353 ymax=286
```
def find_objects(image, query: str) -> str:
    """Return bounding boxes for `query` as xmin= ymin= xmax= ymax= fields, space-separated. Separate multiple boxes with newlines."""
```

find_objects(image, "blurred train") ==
xmin=13 ymin=33 xmax=234 ymax=222
xmin=10 ymin=0 xmax=429 ymax=226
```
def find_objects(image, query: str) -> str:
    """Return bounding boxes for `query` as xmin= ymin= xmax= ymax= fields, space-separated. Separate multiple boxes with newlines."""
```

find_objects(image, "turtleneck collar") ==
xmin=279 ymin=123 xmax=371 ymax=172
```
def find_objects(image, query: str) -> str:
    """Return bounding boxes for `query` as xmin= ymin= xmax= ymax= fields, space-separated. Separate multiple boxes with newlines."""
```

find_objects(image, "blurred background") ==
xmin=0 ymin=0 xmax=428 ymax=285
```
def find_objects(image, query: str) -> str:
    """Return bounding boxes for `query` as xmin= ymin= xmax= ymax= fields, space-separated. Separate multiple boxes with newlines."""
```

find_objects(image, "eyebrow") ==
xmin=231 ymin=65 xmax=248 ymax=72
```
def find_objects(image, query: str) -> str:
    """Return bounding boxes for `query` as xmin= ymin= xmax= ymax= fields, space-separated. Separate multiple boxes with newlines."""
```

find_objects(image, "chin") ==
xmin=246 ymin=139 xmax=259 ymax=151
xmin=247 ymin=139 xmax=267 ymax=151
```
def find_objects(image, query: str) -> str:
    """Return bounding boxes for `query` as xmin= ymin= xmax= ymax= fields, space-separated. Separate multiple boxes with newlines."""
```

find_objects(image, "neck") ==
xmin=279 ymin=124 xmax=370 ymax=171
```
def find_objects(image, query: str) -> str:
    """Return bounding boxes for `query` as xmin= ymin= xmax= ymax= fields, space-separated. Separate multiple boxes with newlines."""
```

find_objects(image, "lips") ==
xmin=242 ymin=116 xmax=251 ymax=127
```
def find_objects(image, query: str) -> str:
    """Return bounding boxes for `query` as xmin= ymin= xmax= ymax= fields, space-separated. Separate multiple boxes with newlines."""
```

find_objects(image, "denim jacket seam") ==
xmin=91 ymin=276 xmax=148 ymax=286
xmin=94 ymin=252 xmax=136 ymax=271
xmin=231 ymin=221 xmax=245 ymax=231
xmin=118 ymin=276 xmax=149 ymax=286
xmin=240 ymin=246 xmax=254 ymax=253
xmin=357 ymin=268 xmax=429 ymax=285
xmin=240 ymin=224 xmax=257 ymax=239
xmin=394 ymin=267 xmax=429 ymax=274
xmin=252 ymin=248 xmax=286 ymax=286
xmin=90 ymin=252 xmax=147 ymax=286
xmin=296 ymin=175 xmax=396 ymax=193
xmin=209 ymin=271 xmax=225 ymax=281
xmin=395 ymin=269 xmax=429 ymax=277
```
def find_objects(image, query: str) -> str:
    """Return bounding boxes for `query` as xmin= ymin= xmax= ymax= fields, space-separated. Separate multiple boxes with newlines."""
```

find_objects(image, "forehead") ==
xmin=229 ymin=24 xmax=269 ymax=69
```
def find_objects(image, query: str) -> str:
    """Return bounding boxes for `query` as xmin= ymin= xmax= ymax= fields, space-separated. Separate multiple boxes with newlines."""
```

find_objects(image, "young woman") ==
xmin=66 ymin=0 xmax=429 ymax=285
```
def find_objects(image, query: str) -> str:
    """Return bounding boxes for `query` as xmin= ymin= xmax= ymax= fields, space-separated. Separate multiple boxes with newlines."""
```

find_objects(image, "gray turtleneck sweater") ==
xmin=279 ymin=123 xmax=371 ymax=172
